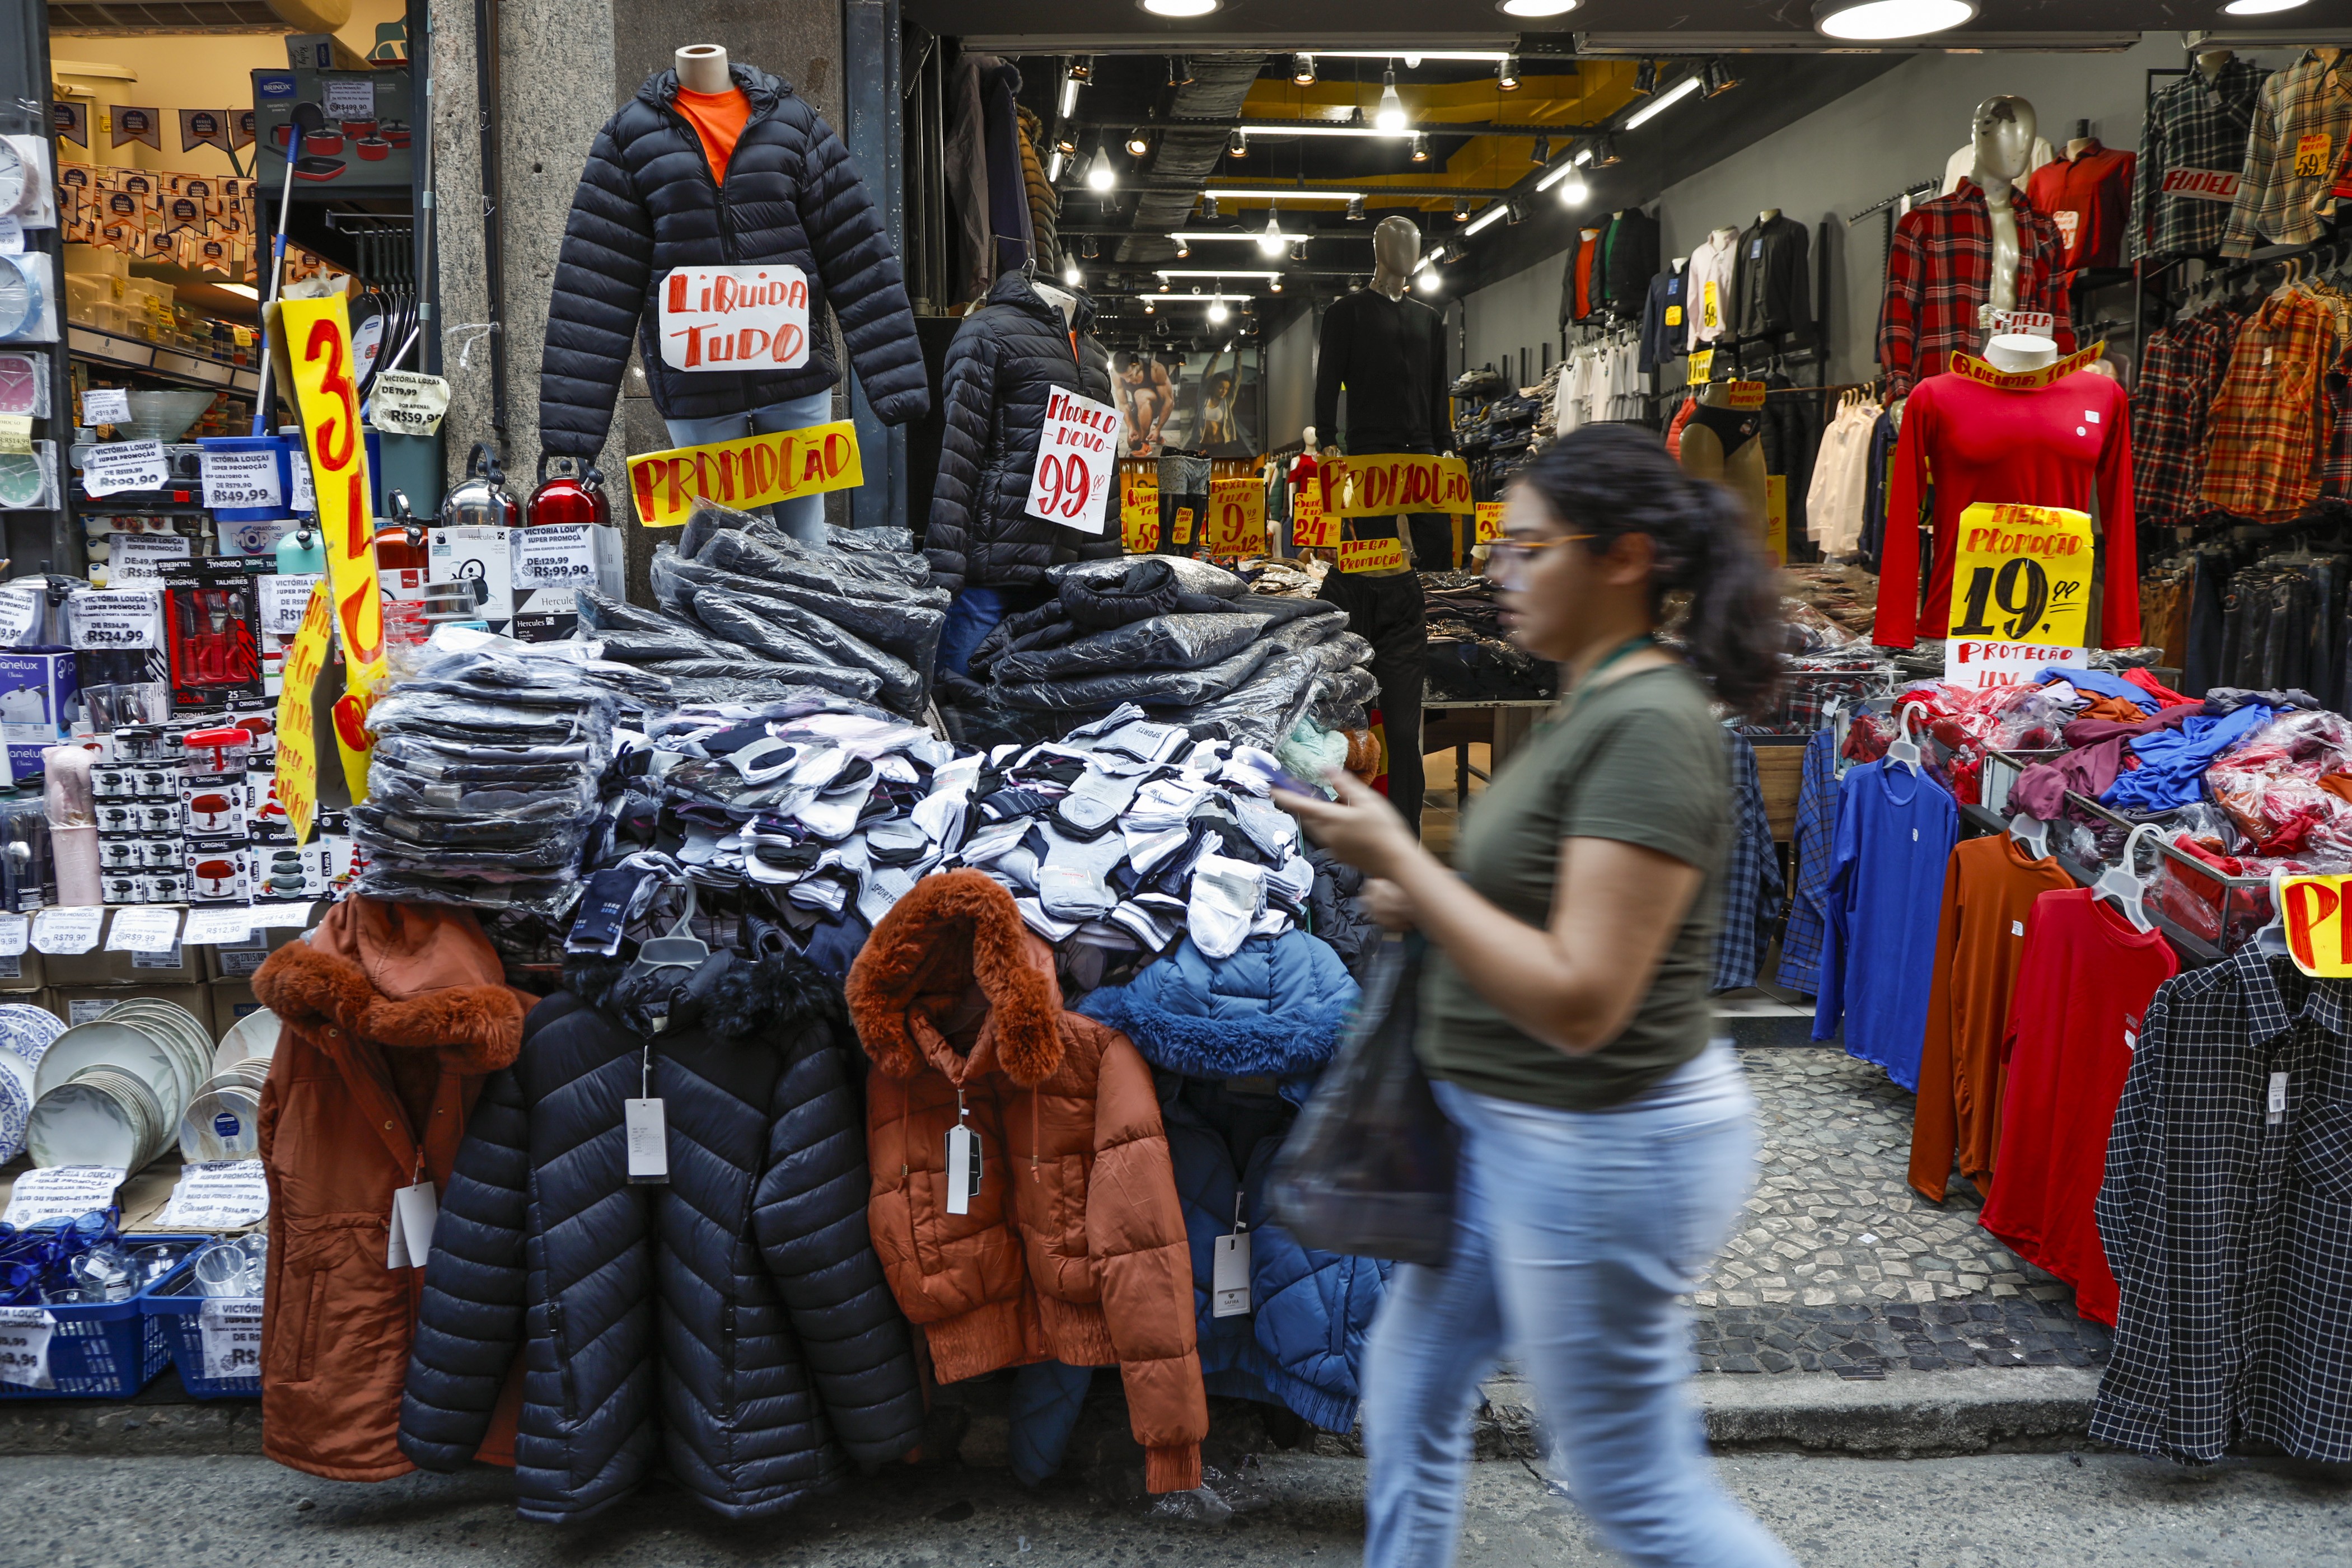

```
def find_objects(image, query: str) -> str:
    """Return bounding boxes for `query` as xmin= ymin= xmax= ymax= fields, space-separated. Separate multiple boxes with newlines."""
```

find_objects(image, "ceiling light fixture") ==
xmin=1531 ymin=133 xmax=1551 ymax=164
xmin=1453 ymin=197 xmax=1470 ymax=222
xmin=1067 ymin=58 xmax=1092 ymax=83
xmin=1059 ymin=77 xmax=1080 ymax=117
xmin=1376 ymin=65 xmax=1407 ymax=133
xmin=1812 ymin=0 xmax=1980 ymax=39
xmin=1346 ymin=195 xmax=1367 ymax=221
xmin=1497 ymin=0 xmax=1579 ymax=13
xmin=1139 ymin=0 xmax=1220 ymax=13
xmin=1623 ymin=74 xmax=1700 ymax=130
xmin=1083 ymin=235 xmax=1100 ymax=260
xmin=1205 ymin=188 xmax=1366 ymax=202
xmin=1462 ymin=203 xmax=1507 ymax=236
xmin=1416 ymin=268 xmax=1439 ymax=292
xmin=1063 ymin=257 xmax=1082 ymax=285
xmin=1154 ymin=269 xmax=1279 ymax=279
xmin=1705 ymin=58 xmax=1742 ymax=97
xmin=1631 ymin=59 xmax=1657 ymax=95
xmin=1209 ymin=294 xmax=1229 ymax=324
xmin=1175 ymin=238 xmax=1191 ymax=258
xmin=1290 ymin=238 xmax=1308 ymax=260
xmin=1271 ymin=277 xmax=1282 ymax=292
xmin=1228 ymin=128 xmax=1248 ymax=157
xmin=1558 ymin=169 xmax=1589 ymax=205
xmin=1201 ymin=195 xmax=1221 ymax=219
xmin=1048 ymin=151 xmax=1064 ymax=182
xmin=1087 ymin=141 xmax=1117 ymax=192
xmin=1411 ymin=132 xmax=1430 ymax=162
xmin=1054 ymin=128 xmax=1077 ymax=157
xmin=1257 ymin=208 xmax=1286 ymax=254
xmin=1497 ymin=54 xmax=1521 ymax=91
xmin=1125 ymin=128 xmax=1151 ymax=156
xmin=1596 ymin=134 xmax=1620 ymax=166
xmin=1293 ymin=52 xmax=1317 ymax=85
xmin=2220 ymin=0 xmax=2306 ymax=10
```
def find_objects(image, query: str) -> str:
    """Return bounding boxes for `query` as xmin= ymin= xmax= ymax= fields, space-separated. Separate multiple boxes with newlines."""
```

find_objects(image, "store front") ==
xmin=3 ymin=0 xmax=2352 ymax=1540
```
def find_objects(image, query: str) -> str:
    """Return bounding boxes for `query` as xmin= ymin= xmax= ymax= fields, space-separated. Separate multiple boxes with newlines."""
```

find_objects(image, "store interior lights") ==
xmin=1497 ymin=53 xmax=1521 ymax=91
xmin=1063 ymin=256 xmax=1082 ymax=286
xmin=1812 ymin=0 xmax=1981 ymax=38
xmin=1228 ymin=128 xmax=1248 ymax=157
xmin=1411 ymin=133 xmax=1430 ymax=162
xmin=1624 ymin=73 xmax=1700 ymax=130
xmin=1497 ymin=0 xmax=1579 ymax=12
xmin=1087 ymin=141 xmax=1117 ymax=191
xmin=1705 ymin=58 xmax=1742 ymax=97
xmin=1376 ymin=65 xmax=1407 ymax=132
xmin=1558 ymin=167 xmax=1589 ymax=204
xmin=1201 ymin=195 xmax=1221 ymax=219
xmin=1293 ymin=52 xmax=1317 ymax=85
xmin=1139 ymin=0 xmax=1220 ymax=13
xmin=1257 ymin=209 xmax=1286 ymax=254
xmin=1461 ymin=202 xmax=1507 ymax=236
xmin=1531 ymin=133 xmax=1551 ymax=165
xmin=1453 ymin=197 xmax=1471 ymax=222
xmin=1346 ymin=195 xmax=1367 ymax=221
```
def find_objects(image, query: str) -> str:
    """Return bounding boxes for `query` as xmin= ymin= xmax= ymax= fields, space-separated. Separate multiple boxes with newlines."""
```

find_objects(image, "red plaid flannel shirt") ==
xmin=2201 ymin=289 xmax=2338 ymax=523
xmin=2132 ymin=306 xmax=2246 ymax=528
xmin=1876 ymin=180 xmax=2076 ymax=401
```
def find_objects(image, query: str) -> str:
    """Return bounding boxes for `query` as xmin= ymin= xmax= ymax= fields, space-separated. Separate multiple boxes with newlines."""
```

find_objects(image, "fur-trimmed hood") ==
xmin=255 ymin=897 xmax=526 ymax=1075
xmin=847 ymin=870 xmax=1066 ymax=1088
xmin=1077 ymin=932 xmax=1359 ymax=1088
xmin=564 ymin=946 xmax=844 ymax=1044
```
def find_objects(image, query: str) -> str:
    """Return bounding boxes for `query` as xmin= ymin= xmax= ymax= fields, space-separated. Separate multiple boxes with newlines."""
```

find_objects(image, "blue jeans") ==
xmin=936 ymin=585 xmax=1018 ymax=681
xmin=1363 ymin=1049 xmax=1794 ymax=1568
xmin=664 ymin=388 xmax=834 ymax=543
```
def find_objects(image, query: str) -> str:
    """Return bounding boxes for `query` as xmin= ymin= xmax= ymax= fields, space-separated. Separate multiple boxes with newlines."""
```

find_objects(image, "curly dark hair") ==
xmin=1512 ymin=423 xmax=1786 ymax=718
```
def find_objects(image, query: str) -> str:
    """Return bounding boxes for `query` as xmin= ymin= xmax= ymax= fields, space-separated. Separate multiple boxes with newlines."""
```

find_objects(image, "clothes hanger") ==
xmin=2091 ymin=823 xmax=2161 ymax=934
xmin=1885 ymin=704 xmax=1925 ymax=775
xmin=2008 ymin=811 xmax=2050 ymax=860
xmin=2254 ymin=867 xmax=2294 ymax=958
xmin=626 ymin=880 xmax=712 ymax=979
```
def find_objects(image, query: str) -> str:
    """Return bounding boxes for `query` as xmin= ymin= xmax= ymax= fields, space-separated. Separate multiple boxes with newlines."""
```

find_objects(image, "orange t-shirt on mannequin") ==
xmin=674 ymin=87 xmax=752 ymax=185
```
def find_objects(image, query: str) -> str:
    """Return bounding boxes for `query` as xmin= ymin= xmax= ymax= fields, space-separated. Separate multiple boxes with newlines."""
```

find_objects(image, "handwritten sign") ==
xmin=1947 ymin=339 xmax=2107 ymax=392
xmin=1329 ymin=452 xmax=1474 ymax=518
xmin=626 ymin=420 xmax=864 ymax=528
xmin=1943 ymin=501 xmax=2093 ymax=689
xmin=1 ymin=1164 xmax=125 ymax=1229
xmin=273 ymin=580 xmax=334 ymax=846
xmin=2160 ymin=167 xmax=2238 ymax=203
xmin=1725 ymin=380 xmax=1767 ymax=411
xmin=2280 ymin=876 xmax=2352 ymax=978
xmin=1023 ymin=389 xmax=1119 ymax=533
xmin=1292 ymin=484 xmax=1335 ymax=549
xmin=656 ymin=264 xmax=811 ymax=373
xmin=1120 ymin=472 xmax=1159 ymax=553
xmin=1338 ymin=536 xmax=1408 ymax=574
xmin=1473 ymin=500 xmax=1505 ymax=544
xmin=1204 ymin=477 xmax=1267 ymax=555
xmin=1171 ymin=506 xmax=1194 ymax=546
xmin=1687 ymin=348 xmax=1714 ymax=387
xmin=161 ymin=1160 xmax=269 ymax=1229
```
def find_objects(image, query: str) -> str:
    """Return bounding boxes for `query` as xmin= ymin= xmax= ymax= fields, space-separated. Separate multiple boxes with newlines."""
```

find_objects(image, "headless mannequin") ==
xmin=1758 ymin=208 xmax=1779 ymax=226
xmin=676 ymin=43 xmax=731 ymax=92
xmin=1970 ymin=96 xmax=2038 ymax=331
xmin=2066 ymin=119 xmax=2095 ymax=162
xmin=2197 ymin=49 xmax=2233 ymax=81
xmin=1678 ymin=380 xmax=1767 ymax=524
xmin=1030 ymin=278 xmax=1078 ymax=328
xmin=1317 ymin=216 xmax=1443 ymax=467
xmin=1983 ymin=333 xmax=2058 ymax=375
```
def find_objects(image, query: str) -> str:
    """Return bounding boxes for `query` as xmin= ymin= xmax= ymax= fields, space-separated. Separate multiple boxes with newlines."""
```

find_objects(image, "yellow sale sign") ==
xmin=1330 ymin=452 xmax=1474 ymax=517
xmin=1291 ymin=485 xmax=1335 ymax=549
xmin=273 ymin=581 xmax=335 ymax=846
xmin=1946 ymin=502 xmax=2093 ymax=647
xmin=1474 ymin=500 xmax=1504 ymax=544
xmin=2280 ymin=876 xmax=2352 ymax=978
xmin=1338 ymin=536 xmax=1408 ymax=574
xmin=626 ymin=420 xmax=864 ymax=527
xmin=1205 ymin=477 xmax=1267 ymax=555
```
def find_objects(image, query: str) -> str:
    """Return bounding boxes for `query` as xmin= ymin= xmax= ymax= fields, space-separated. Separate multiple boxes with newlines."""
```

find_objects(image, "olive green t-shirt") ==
xmin=1418 ymin=663 xmax=1729 ymax=1110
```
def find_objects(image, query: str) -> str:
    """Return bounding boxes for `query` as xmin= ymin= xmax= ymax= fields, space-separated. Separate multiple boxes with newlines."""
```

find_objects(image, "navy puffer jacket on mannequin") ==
xmin=925 ymin=270 xmax=1118 ymax=593
xmin=539 ymin=65 xmax=928 ymax=458
xmin=399 ymin=949 xmax=922 ymax=1522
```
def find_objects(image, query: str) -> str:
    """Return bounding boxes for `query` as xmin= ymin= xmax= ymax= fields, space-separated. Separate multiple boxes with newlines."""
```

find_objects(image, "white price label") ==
xmin=69 ymin=587 xmax=162 ymax=650
xmin=1212 ymin=1230 xmax=1252 ymax=1318
xmin=0 ymin=217 xmax=21 ymax=256
xmin=288 ymin=454 xmax=314 ymax=513
xmin=30 ymin=905 xmax=102 ymax=954
xmin=656 ymin=264 xmax=811 ymax=373
xmin=0 ymin=582 xmax=41 ymax=646
xmin=258 ymin=573 xmax=322 ymax=638
xmin=250 ymin=901 xmax=315 ymax=928
xmin=1 ymin=1164 xmax=127 ymax=1228
xmin=1022 ymin=389 xmax=1119 ymax=533
xmin=82 ymin=387 xmax=131 ymax=426
xmin=162 ymin=1160 xmax=270 ymax=1229
xmin=324 ymin=78 xmax=376 ymax=121
xmin=1988 ymin=309 xmax=2057 ymax=341
xmin=196 ymin=1299 xmax=264 ymax=1382
xmin=625 ymin=1097 xmax=668 ymax=1182
xmin=81 ymin=440 xmax=171 ymax=498
xmin=106 ymin=532 xmax=194 ymax=581
xmin=199 ymin=449 xmax=283 ymax=511
xmin=181 ymin=906 xmax=255 ymax=944
xmin=0 ymin=1308 xmax=54 ymax=1389
xmin=105 ymin=905 xmax=181 ymax=953
xmin=367 ymin=371 xmax=451 ymax=437
xmin=512 ymin=525 xmax=601 ymax=587
xmin=0 ymin=912 xmax=26 ymax=957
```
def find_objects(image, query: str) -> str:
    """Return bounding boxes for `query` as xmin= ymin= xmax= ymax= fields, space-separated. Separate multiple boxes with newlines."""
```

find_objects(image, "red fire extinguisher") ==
xmin=525 ymin=454 xmax=612 ymax=526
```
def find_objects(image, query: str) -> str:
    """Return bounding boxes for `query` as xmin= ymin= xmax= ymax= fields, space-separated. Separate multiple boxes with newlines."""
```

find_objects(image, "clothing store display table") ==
xmin=1421 ymin=698 xmax=1551 ymax=805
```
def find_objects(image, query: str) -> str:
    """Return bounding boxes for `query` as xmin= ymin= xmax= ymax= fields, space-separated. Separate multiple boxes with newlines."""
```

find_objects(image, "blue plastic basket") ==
xmin=0 ymin=1235 xmax=189 ymax=1401
xmin=144 ymin=1271 xmax=261 ymax=1400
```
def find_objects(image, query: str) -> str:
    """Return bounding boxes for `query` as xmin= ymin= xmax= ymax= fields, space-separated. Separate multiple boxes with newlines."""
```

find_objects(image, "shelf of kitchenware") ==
xmin=68 ymin=327 xmax=261 ymax=396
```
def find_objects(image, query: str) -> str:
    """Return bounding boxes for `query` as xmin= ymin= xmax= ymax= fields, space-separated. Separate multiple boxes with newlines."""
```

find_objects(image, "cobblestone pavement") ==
xmin=1692 ymin=1048 xmax=2111 ymax=1377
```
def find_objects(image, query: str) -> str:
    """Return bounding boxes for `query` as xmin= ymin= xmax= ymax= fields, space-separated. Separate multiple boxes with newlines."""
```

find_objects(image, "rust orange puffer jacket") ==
xmin=848 ymin=871 xmax=1207 ymax=1493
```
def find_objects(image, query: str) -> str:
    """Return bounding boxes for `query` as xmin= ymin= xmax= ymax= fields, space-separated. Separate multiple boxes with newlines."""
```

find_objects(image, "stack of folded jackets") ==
xmin=1420 ymin=570 xmax=1557 ymax=701
xmin=951 ymin=703 xmax=1321 ymax=954
xmin=586 ymin=501 xmax=948 ymax=718
xmin=356 ymin=631 xmax=669 ymax=915
xmin=946 ymin=556 xmax=1377 ymax=752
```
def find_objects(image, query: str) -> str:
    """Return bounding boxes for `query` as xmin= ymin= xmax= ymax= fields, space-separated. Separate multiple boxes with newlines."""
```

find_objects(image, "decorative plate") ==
xmin=0 ymin=1051 xmax=29 ymax=1161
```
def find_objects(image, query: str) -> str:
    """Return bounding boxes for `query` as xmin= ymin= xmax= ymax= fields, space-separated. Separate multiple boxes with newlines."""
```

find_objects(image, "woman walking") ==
xmin=1276 ymin=424 xmax=1795 ymax=1568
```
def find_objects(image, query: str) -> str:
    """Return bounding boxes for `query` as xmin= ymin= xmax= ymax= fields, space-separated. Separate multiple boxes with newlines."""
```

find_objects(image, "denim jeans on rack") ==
xmin=1362 ymin=1046 xmax=1794 ymax=1568
xmin=664 ymin=387 xmax=834 ymax=542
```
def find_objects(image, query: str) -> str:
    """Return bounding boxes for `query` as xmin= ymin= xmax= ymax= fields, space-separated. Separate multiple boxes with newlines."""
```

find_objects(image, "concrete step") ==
xmin=1713 ymin=993 xmax=1827 ymax=1048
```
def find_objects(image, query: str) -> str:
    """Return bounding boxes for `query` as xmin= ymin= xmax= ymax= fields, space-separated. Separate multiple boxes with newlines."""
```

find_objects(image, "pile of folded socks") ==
xmin=583 ymin=500 xmax=947 ymax=717
xmin=356 ymin=630 xmax=670 ymax=915
xmin=950 ymin=702 xmax=1321 ymax=957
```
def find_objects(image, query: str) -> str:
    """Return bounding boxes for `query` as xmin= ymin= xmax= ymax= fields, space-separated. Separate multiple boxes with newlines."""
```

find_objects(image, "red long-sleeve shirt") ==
xmin=1872 ymin=366 xmax=2139 ymax=648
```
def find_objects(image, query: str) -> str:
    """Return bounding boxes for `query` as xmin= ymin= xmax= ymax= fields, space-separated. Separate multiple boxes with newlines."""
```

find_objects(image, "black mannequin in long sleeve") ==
xmin=1315 ymin=288 xmax=1451 ymax=454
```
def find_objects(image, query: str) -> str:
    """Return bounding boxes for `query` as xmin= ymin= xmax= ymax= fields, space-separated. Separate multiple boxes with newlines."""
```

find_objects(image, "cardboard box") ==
xmin=205 ymin=920 xmax=308 ymax=981
xmin=46 ymin=982 xmax=209 ymax=1031
xmin=0 ymin=651 xmax=80 ymax=781
xmin=511 ymin=525 xmax=624 ymax=643
xmin=429 ymin=526 xmax=516 ymax=634
xmin=162 ymin=556 xmax=268 ymax=715
xmin=0 ymin=947 xmax=42 ymax=991
xmin=42 ymin=907 xmax=207 ymax=986
xmin=208 ymin=977 xmax=262 ymax=1038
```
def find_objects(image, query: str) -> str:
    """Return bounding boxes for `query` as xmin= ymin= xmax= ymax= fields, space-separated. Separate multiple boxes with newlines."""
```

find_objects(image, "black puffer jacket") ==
xmin=398 ymin=949 xmax=922 ymax=1523
xmin=925 ymin=272 xmax=1117 ymax=593
xmin=539 ymin=65 xmax=928 ymax=458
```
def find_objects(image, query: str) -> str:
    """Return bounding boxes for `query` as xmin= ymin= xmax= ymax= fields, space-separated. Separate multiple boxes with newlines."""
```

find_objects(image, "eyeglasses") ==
xmin=1486 ymin=533 xmax=1594 ymax=584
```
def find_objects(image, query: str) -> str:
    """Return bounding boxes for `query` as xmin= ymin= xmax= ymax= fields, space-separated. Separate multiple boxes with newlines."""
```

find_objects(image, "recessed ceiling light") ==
xmin=2220 ymin=0 xmax=2307 ymax=12
xmin=1497 ymin=0 xmax=1577 ymax=13
xmin=1139 ymin=0 xmax=1218 ymax=15
xmin=1813 ymin=0 xmax=1979 ymax=40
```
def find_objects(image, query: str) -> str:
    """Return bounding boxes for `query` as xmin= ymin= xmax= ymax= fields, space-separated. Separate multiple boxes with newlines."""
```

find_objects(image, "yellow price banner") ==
xmin=1942 ymin=501 xmax=2093 ymax=688
xmin=1686 ymin=348 xmax=1714 ymax=386
xmin=1337 ymin=536 xmax=1408 ymax=574
xmin=1119 ymin=471 xmax=1158 ymax=533
xmin=626 ymin=420 xmax=864 ymax=527
xmin=1700 ymin=279 xmax=1721 ymax=330
xmin=2280 ymin=875 xmax=2352 ymax=977
xmin=1726 ymin=380 xmax=1767 ymax=411
xmin=1474 ymin=500 xmax=1505 ymax=544
xmin=1946 ymin=340 xmax=2107 ymax=392
xmin=1171 ymin=505 xmax=1194 ymax=545
xmin=1330 ymin=452 xmax=1473 ymax=517
xmin=2295 ymin=132 xmax=2332 ymax=181
xmin=1205 ymin=477 xmax=1267 ymax=555
xmin=1291 ymin=485 xmax=1335 ymax=549
xmin=273 ymin=580 xmax=335 ymax=846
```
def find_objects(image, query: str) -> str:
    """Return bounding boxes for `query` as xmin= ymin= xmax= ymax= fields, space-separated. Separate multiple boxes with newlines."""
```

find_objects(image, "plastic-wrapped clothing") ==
xmin=577 ymin=588 xmax=691 ymax=637
xmin=826 ymin=525 xmax=916 ymax=554
xmin=1051 ymin=555 xmax=1246 ymax=600
xmin=1061 ymin=559 xmax=1185 ymax=629
xmin=695 ymin=521 xmax=946 ymax=605
xmin=998 ymin=637 xmax=1280 ymax=713
xmin=2100 ymin=703 xmax=2276 ymax=813
xmin=1166 ymin=653 xmax=1321 ymax=750
xmin=682 ymin=499 xmax=936 ymax=589
xmin=654 ymin=561 xmax=924 ymax=714
xmin=688 ymin=553 xmax=946 ymax=675
xmin=635 ymin=659 xmax=882 ymax=704
xmin=993 ymin=613 xmax=1269 ymax=685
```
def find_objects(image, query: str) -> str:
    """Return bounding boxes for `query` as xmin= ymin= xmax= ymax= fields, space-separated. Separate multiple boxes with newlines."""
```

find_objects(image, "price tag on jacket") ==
xmin=625 ymin=1097 xmax=668 ymax=1183
xmin=198 ymin=448 xmax=283 ymax=511
xmin=108 ymin=532 xmax=194 ymax=579
xmin=31 ymin=905 xmax=102 ymax=954
xmin=1 ymin=1164 xmax=126 ymax=1228
xmin=0 ymin=1308 xmax=55 ymax=1389
xmin=2295 ymin=132 xmax=2332 ymax=180
xmin=1212 ymin=1229 xmax=1252 ymax=1318
xmin=1024 ymin=389 xmax=1120 ymax=533
xmin=656 ymin=264 xmax=811 ymax=372
xmin=162 ymin=1160 xmax=269 ymax=1229
xmin=196 ymin=1299 xmax=263 ymax=1381
xmin=81 ymin=440 xmax=169 ymax=497
xmin=367 ymin=371 xmax=451 ymax=437
xmin=946 ymin=1124 xmax=981 ymax=1215
xmin=105 ymin=905 xmax=181 ymax=952
xmin=82 ymin=387 xmax=132 ymax=426
xmin=69 ymin=587 xmax=161 ymax=650
xmin=259 ymin=572 xmax=322 ymax=638
xmin=386 ymin=1180 xmax=437 ymax=1270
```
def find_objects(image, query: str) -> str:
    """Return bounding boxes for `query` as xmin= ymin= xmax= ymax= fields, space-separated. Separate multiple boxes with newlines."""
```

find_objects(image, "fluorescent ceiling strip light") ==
xmin=1235 ymin=124 xmax=1415 ymax=138
xmin=1205 ymin=188 xmax=1366 ymax=202
xmin=1156 ymin=269 xmax=1280 ymax=278
xmin=1060 ymin=77 xmax=1079 ymax=117
xmin=1622 ymin=74 xmax=1701 ymax=130
xmin=1312 ymin=50 xmax=1511 ymax=60
xmin=1461 ymin=203 xmax=1508 ymax=235
xmin=1532 ymin=147 xmax=1596 ymax=191
xmin=1048 ymin=151 xmax=1064 ymax=182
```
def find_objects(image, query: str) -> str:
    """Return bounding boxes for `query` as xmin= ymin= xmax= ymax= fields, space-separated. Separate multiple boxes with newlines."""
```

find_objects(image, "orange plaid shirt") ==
xmin=2201 ymin=289 xmax=2340 ymax=523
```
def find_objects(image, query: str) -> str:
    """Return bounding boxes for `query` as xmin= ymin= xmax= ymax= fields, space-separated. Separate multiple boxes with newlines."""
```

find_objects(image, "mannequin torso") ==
xmin=1984 ymin=334 xmax=2058 ymax=373
xmin=1679 ymin=381 xmax=1767 ymax=523
xmin=1969 ymin=96 xmax=2039 ymax=324
xmin=676 ymin=43 xmax=731 ymax=93
xmin=1030 ymin=278 xmax=1078 ymax=328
